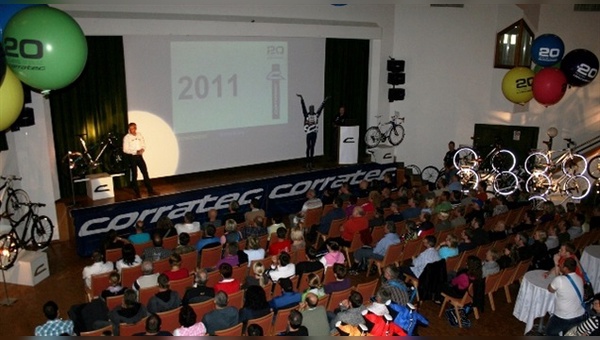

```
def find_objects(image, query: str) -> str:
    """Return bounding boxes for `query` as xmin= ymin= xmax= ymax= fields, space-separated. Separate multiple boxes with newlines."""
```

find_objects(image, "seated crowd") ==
xmin=35 ymin=173 xmax=600 ymax=336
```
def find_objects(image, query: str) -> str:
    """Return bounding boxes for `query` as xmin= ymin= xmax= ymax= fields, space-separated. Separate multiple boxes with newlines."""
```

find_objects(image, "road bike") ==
xmin=0 ymin=202 xmax=54 ymax=270
xmin=0 ymin=175 xmax=30 ymax=225
xmin=524 ymin=138 xmax=588 ymax=177
xmin=62 ymin=132 xmax=128 ymax=178
xmin=364 ymin=114 xmax=405 ymax=148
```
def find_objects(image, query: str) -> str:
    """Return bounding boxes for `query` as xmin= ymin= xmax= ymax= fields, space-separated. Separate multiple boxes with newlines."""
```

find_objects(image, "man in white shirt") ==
xmin=175 ymin=211 xmax=200 ymax=235
xmin=291 ymin=189 xmax=323 ymax=227
xmin=123 ymin=122 xmax=156 ymax=198
xmin=399 ymin=235 xmax=440 ymax=279
xmin=82 ymin=251 xmax=114 ymax=290
xmin=546 ymin=257 xmax=587 ymax=336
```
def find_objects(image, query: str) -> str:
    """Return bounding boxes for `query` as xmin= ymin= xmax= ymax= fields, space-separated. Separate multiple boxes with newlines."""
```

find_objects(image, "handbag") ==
xmin=444 ymin=307 xmax=471 ymax=328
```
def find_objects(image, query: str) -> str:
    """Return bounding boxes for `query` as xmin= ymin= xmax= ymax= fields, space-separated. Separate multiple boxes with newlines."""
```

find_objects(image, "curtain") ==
xmin=324 ymin=38 xmax=370 ymax=161
xmin=49 ymin=36 xmax=128 ymax=198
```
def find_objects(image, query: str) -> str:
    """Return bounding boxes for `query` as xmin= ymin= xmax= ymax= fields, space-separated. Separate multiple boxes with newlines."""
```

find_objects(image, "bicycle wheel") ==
xmin=5 ymin=189 xmax=30 ymax=224
xmin=453 ymin=147 xmax=479 ymax=170
xmin=528 ymin=195 xmax=547 ymax=210
xmin=0 ymin=233 xmax=19 ymax=270
xmin=405 ymin=164 xmax=421 ymax=176
xmin=62 ymin=152 xmax=88 ymax=178
xmin=104 ymin=147 xmax=128 ymax=174
xmin=525 ymin=173 xmax=551 ymax=196
xmin=563 ymin=175 xmax=591 ymax=200
xmin=491 ymin=149 xmax=516 ymax=172
xmin=493 ymin=171 xmax=519 ymax=196
xmin=588 ymin=155 xmax=600 ymax=180
xmin=421 ymin=166 xmax=440 ymax=185
xmin=30 ymin=215 xmax=54 ymax=249
xmin=364 ymin=127 xmax=382 ymax=148
xmin=388 ymin=124 xmax=405 ymax=146
xmin=524 ymin=152 xmax=549 ymax=175
xmin=562 ymin=153 xmax=587 ymax=177
xmin=457 ymin=168 xmax=479 ymax=193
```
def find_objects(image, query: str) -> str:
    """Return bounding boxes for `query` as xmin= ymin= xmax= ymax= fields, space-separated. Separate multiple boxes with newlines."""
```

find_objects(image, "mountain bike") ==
xmin=364 ymin=114 xmax=405 ymax=148
xmin=0 ymin=175 xmax=30 ymax=225
xmin=524 ymin=138 xmax=588 ymax=176
xmin=62 ymin=132 xmax=128 ymax=178
xmin=0 ymin=202 xmax=54 ymax=270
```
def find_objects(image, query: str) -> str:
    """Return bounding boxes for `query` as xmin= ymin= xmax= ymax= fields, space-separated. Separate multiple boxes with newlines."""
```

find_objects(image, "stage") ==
xmin=68 ymin=157 xmax=401 ymax=257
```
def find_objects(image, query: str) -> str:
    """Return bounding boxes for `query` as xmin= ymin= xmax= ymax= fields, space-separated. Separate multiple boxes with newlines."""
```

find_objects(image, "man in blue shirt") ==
xmin=128 ymin=220 xmax=151 ymax=244
xmin=309 ymin=197 xmax=346 ymax=243
xmin=401 ymin=198 xmax=421 ymax=220
xmin=350 ymin=222 xmax=400 ymax=273
xmin=34 ymin=301 xmax=74 ymax=336
xmin=269 ymin=277 xmax=301 ymax=312
xmin=195 ymin=224 xmax=221 ymax=252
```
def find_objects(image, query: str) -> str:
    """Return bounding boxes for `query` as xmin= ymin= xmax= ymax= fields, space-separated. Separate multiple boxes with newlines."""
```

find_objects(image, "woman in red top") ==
xmin=214 ymin=263 xmax=241 ymax=295
xmin=338 ymin=206 xmax=368 ymax=247
xmin=163 ymin=253 xmax=190 ymax=281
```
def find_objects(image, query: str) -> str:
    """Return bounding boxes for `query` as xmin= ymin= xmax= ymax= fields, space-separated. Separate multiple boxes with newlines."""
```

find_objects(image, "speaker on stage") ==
xmin=10 ymin=107 xmax=35 ymax=132
xmin=388 ymin=88 xmax=405 ymax=102
xmin=387 ymin=72 xmax=405 ymax=85
xmin=387 ymin=59 xmax=405 ymax=72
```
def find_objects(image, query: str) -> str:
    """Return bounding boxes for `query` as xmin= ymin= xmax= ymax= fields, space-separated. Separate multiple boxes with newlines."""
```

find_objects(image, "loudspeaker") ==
xmin=387 ymin=59 xmax=405 ymax=72
xmin=388 ymin=88 xmax=405 ymax=102
xmin=10 ymin=107 xmax=35 ymax=131
xmin=387 ymin=72 xmax=405 ymax=85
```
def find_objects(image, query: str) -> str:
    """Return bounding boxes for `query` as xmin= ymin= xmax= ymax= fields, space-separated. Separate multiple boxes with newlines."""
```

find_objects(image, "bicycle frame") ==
xmin=8 ymin=203 xmax=37 ymax=247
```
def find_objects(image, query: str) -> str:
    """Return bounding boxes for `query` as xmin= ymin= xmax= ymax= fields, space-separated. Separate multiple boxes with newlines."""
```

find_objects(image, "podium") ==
xmin=85 ymin=173 xmax=115 ymax=200
xmin=338 ymin=126 xmax=359 ymax=164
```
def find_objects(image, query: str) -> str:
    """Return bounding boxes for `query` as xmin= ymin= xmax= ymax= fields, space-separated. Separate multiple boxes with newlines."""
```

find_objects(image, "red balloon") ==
xmin=532 ymin=68 xmax=567 ymax=106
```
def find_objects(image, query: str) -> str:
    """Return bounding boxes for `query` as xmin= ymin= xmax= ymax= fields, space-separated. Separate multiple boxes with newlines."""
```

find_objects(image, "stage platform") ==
xmin=67 ymin=157 xmax=401 ymax=257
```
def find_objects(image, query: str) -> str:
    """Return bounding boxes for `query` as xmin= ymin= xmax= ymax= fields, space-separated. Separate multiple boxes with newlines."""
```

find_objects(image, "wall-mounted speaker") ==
xmin=388 ymin=88 xmax=405 ymax=102
xmin=387 ymin=72 xmax=405 ymax=85
xmin=10 ymin=107 xmax=35 ymax=131
xmin=387 ymin=59 xmax=405 ymax=73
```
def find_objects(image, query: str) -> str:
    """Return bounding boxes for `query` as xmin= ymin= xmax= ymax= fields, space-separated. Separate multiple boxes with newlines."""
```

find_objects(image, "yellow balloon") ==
xmin=0 ymin=67 xmax=24 ymax=131
xmin=502 ymin=67 xmax=535 ymax=105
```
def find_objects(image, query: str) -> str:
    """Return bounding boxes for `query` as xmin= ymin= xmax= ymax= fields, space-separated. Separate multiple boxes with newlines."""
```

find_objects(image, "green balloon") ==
xmin=3 ymin=6 xmax=87 ymax=92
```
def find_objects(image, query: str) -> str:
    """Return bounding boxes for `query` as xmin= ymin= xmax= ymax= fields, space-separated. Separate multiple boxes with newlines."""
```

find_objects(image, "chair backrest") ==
xmin=381 ymin=243 xmax=403 ymax=267
xmin=394 ymin=220 xmax=407 ymax=236
xmin=496 ymin=265 xmax=518 ymax=290
xmin=153 ymin=257 xmax=171 ymax=274
xmin=90 ymin=271 xmax=114 ymax=299
xmin=445 ymin=254 xmax=462 ymax=273
xmin=493 ymin=237 xmax=510 ymax=255
xmin=328 ymin=217 xmax=346 ymax=239
xmin=206 ymin=269 xmax=222 ymax=288
xmin=457 ymin=248 xmax=478 ymax=270
xmin=80 ymin=323 xmax=113 ymax=336
xmin=317 ymin=294 xmax=329 ymax=309
xmin=258 ymin=234 xmax=269 ymax=250
xmin=237 ymin=239 xmax=247 ymax=251
xmin=304 ymin=206 xmax=324 ymax=228
xmin=214 ymin=226 xmax=225 ymax=238
xmin=170 ymin=275 xmax=194 ymax=298
xmin=476 ymin=243 xmax=494 ymax=260
xmin=215 ymin=322 xmax=244 ymax=336
xmin=105 ymin=294 xmax=124 ymax=311
xmin=344 ymin=232 xmax=363 ymax=266
xmin=383 ymin=207 xmax=393 ymax=219
xmin=228 ymin=289 xmax=245 ymax=310
xmin=121 ymin=264 xmax=143 ymax=289
xmin=105 ymin=248 xmax=122 ymax=263
xmin=162 ymin=235 xmax=179 ymax=251
xmin=321 ymin=203 xmax=334 ymax=217
xmin=188 ymin=231 xmax=202 ymax=246
xmin=138 ymin=285 xmax=160 ymax=306
xmin=513 ymin=259 xmax=532 ymax=283
xmin=399 ymin=238 xmax=422 ymax=265
xmin=273 ymin=275 xmax=298 ymax=297
xmin=298 ymin=268 xmax=324 ymax=292
xmin=326 ymin=287 xmax=353 ymax=312
xmin=157 ymin=306 xmax=182 ymax=333
xmin=249 ymin=257 xmax=273 ymax=277
xmin=355 ymin=278 xmax=379 ymax=302
xmin=133 ymin=241 xmax=152 ymax=259
xmin=271 ymin=306 xmax=295 ymax=335
xmin=484 ymin=269 xmax=504 ymax=294
xmin=292 ymin=248 xmax=307 ymax=264
xmin=262 ymin=281 xmax=273 ymax=300
xmin=180 ymin=251 xmax=198 ymax=273
xmin=199 ymin=246 xmax=222 ymax=269
xmin=189 ymin=299 xmax=214 ymax=322
xmin=370 ymin=226 xmax=386 ymax=246
xmin=119 ymin=317 xmax=148 ymax=336
xmin=436 ymin=229 xmax=453 ymax=247
xmin=232 ymin=265 xmax=247 ymax=285
xmin=247 ymin=311 xmax=274 ymax=336
xmin=323 ymin=267 xmax=336 ymax=285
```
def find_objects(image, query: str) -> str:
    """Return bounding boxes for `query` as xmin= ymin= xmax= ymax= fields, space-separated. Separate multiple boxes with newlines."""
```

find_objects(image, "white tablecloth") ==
xmin=513 ymin=269 xmax=556 ymax=335
xmin=580 ymin=245 xmax=600 ymax=294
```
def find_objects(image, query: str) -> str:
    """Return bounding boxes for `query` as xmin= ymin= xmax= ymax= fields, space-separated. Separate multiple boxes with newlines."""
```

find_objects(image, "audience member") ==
xmin=329 ymin=290 xmax=367 ymax=334
xmin=437 ymin=234 xmax=459 ymax=260
xmin=380 ymin=264 xmax=410 ymax=306
xmin=482 ymin=248 xmax=500 ymax=278
xmin=239 ymin=285 xmax=271 ymax=334
xmin=202 ymin=208 xmax=222 ymax=230
xmin=319 ymin=239 xmax=345 ymax=270
xmin=173 ymin=232 xmax=196 ymax=255
xmin=488 ymin=220 xmax=508 ymax=242
xmin=214 ymin=262 xmax=241 ymax=295
xmin=247 ymin=324 xmax=264 ymax=336
xmin=222 ymin=200 xmax=245 ymax=224
xmin=345 ymin=195 xmax=358 ymax=217
xmin=202 ymin=291 xmax=240 ymax=335
xmin=82 ymin=251 xmax=114 ymax=291
xmin=399 ymin=235 xmax=440 ymax=279
xmin=279 ymin=309 xmax=308 ymax=336
xmin=195 ymin=224 xmax=221 ymax=252
xmin=546 ymin=225 xmax=560 ymax=253
xmin=295 ymin=247 xmax=325 ymax=282
xmin=514 ymin=232 xmax=532 ymax=260
xmin=546 ymin=258 xmax=586 ymax=336
xmin=182 ymin=268 xmax=214 ymax=304
xmin=568 ymin=213 xmax=585 ymax=239
xmin=108 ymin=289 xmax=148 ymax=336
xmin=103 ymin=229 xmax=129 ymax=253
xmin=442 ymin=255 xmax=482 ymax=299
xmin=173 ymin=304 xmax=207 ymax=336
xmin=299 ymin=292 xmax=330 ymax=336
xmin=142 ymin=232 xmax=172 ymax=262
xmin=101 ymin=272 xmax=127 ymax=299
xmin=221 ymin=219 xmax=243 ymax=245
xmin=268 ymin=251 xmax=295 ymax=283
xmin=133 ymin=313 xmax=173 ymax=336
xmin=268 ymin=227 xmax=292 ymax=256
xmin=244 ymin=261 xmax=270 ymax=289
xmin=291 ymin=189 xmax=323 ymax=227
xmin=116 ymin=243 xmax=142 ymax=273
xmin=267 ymin=216 xmax=286 ymax=241
xmin=470 ymin=215 xmax=490 ymax=246
xmin=300 ymin=272 xmax=326 ymax=301
xmin=243 ymin=235 xmax=266 ymax=267
xmin=269 ymin=277 xmax=302 ymax=312
xmin=164 ymin=252 xmax=190 ymax=281
xmin=147 ymin=274 xmax=181 ymax=313
xmin=244 ymin=198 xmax=266 ymax=226
xmin=401 ymin=198 xmax=422 ymax=221
xmin=133 ymin=260 xmax=160 ymax=291
xmin=458 ymin=228 xmax=477 ymax=253
xmin=497 ymin=243 xmax=519 ymax=269
xmin=34 ymin=301 xmax=74 ymax=336
xmin=242 ymin=215 xmax=268 ymax=239
xmin=351 ymin=221 xmax=399 ymax=272
xmin=174 ymin=212 xmax=200 ymax=235
xmin=324 ymin=263 xmax=351 ymax=294
xmin=128 ymin=220 xmax=151 ymax=244
xmin=367 ymin=287 xmax=392 ymax=315
xmin=571 ymin=293 xmax=600 ymax=336
xmin=217 ymin=242 xmax=240 ymax=268
xmin=156 ymin=216 xmax=177 ymax=239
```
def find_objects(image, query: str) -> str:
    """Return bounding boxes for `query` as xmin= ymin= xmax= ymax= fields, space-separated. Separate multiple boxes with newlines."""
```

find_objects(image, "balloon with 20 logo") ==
xmin=3 ymin=6 xmax=87 ymax=94
xmin=560 ymin=49 xmax=599 ymax=87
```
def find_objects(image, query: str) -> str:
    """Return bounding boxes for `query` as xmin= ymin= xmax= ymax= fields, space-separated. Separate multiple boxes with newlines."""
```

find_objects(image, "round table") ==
xmin=580 ymin=244 xmax=600 ymax=293
xmin=513 ymin=269 xmax=556 ymax=335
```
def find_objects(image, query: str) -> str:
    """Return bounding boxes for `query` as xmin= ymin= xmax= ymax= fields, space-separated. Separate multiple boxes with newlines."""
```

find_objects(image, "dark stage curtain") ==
xmin=324 ymin=38 xmax=370 ymax=161
xmin=49 ymin=36 xmax=128 ymax=198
